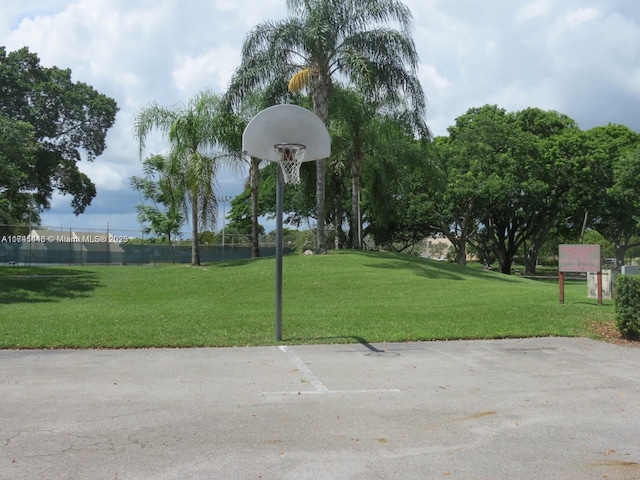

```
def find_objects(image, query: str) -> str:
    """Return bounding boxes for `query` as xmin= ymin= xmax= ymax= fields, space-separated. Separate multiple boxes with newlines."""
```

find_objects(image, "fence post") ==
xmin=69 ymin=227 xmax=73 ymax=265
xmin=106 ymin=223 xmax=110 ymax=266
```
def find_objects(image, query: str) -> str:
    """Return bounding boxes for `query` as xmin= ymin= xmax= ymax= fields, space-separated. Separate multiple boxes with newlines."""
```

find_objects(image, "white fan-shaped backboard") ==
xmin=242 ymin=104 xmax=331 ymax=162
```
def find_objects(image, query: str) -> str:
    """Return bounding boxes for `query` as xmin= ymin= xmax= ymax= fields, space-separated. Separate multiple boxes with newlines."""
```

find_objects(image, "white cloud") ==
xmin=212 ymin=0 xmax=286 ymax=27
xmin=77 ymin=163 xmax=127 ymax=192
xmin=420 ymin=64 xmax=451 ymax=93
xmin=172 ymin=45 xmax=241 ymax=94
xmin=562 ymin=7 xmax=600 ymax=28
xmin=518 ymin=0 xmax=553 ymax=20
xmin=2 ymin=0 xmax=640 ymax=232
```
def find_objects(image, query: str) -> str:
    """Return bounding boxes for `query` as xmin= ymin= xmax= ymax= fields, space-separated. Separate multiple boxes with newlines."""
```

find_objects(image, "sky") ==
xmin=2 ymin=0 xmax=640 ymax=237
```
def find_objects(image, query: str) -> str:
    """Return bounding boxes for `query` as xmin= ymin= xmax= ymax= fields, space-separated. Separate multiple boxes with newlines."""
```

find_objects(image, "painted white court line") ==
xmin=262 ymin=346 xmax=401 ymax=396
xmin=278 ymin=345 xmax=330 ymax=393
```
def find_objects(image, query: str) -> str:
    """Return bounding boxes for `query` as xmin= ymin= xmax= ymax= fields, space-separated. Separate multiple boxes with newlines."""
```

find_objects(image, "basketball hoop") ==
xmin=274 ymin=143 xmax=306 ymax=185
xmin=243 ymin=104 xmax=330 ymax=341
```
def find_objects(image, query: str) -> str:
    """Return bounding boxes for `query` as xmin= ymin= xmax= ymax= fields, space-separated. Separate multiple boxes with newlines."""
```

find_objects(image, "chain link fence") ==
xmin=0 ymin=225 xmax=302 ymax=266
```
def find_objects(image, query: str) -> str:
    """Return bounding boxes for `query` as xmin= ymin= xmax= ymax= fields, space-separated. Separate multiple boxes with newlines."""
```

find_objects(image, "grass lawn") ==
xmin=0 ymin=250 xmax=614 ymax=349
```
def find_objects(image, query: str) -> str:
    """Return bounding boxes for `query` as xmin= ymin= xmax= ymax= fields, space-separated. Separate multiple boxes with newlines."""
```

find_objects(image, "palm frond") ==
xmin=226 ymin=18 xmax=311 ymax=109
xmin=288 ymin=68 xmax=313 ymax=92
xmin=133 ymin=102 xmax=178 ymax=157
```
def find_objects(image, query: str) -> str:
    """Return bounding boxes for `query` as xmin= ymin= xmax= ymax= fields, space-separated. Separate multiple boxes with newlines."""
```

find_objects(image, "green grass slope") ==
xmin=0 ymin=250 xmax=613 ymax=348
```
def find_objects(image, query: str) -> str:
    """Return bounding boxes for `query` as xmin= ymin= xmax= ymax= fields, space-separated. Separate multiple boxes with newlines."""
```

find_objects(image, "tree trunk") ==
xmin=350 ymin=156 xmax=362 ymax=249
xmin=313 ymin=69 xmax=331 ymax=253
xmin=615 ymin=243 xmax=626 ymax=269
xmin=454 ymin=238 xmax=467 ymax=266
xmin=250 ymin=157 xmax=261 ymax=258
xmin=331 ymin=169 xmax=346 ymax=249
xmin=497 ymin=250 xmax=512 ymax=274
xmin=335 ymin=223 xmax=346 ymax=249
xmin=316 ymin=158 xmax=327 ymax=253
xmin=168 ymin=233 xmax=176 ymax=264
xmin=191 ymin=197 xmax=200 ymax=266
xmin=523 ymin=234 xmax=544 ymax=275
xmin=523 ymin=251 xmax=537 ymax=275
xmin=442 ymin=230 xmax=467 ymax=266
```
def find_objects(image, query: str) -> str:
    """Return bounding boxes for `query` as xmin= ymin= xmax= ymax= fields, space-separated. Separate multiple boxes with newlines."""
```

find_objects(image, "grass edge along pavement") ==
xmin=0 ymin=250 xmax=617 ymax=349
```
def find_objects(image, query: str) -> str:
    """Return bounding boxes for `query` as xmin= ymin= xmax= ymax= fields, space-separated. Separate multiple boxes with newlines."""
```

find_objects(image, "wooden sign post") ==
xmin=558 ymin=244 xmax=602 ymax=305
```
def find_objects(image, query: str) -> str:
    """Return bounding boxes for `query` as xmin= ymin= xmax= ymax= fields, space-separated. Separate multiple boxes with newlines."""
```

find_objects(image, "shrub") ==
xmin=614 ymin=275 xmax=640 ymax=340
xmin=284 ymin=229 xmax=315 ymax=254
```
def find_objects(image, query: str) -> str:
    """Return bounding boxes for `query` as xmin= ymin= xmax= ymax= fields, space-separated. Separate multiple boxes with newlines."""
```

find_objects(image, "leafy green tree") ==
xmin=134 ymin=90 xmax=242 ymax=266
xmin=436 ymin=105 xmax=594 ymax=274
xmin=443 ymin=105 xmax=549 ymax=274
xmin=254 ymin=161 xmax=318 ymax=229
xmin=362 ymin=121 xmax=431 ymax=251
xmin=225 ymin=87 xmax=301 ymax=258
xmin=227 ymin=0 xmax=426 ymax=253
xmin=435 ymin=106 xmax=524 ymax=272
xmin=130 ymin=154 xmax=184 ymax=249
xmin=581 ymin=229 xmax=615 ymax=260
xmin=0 ymin=116 xmax=38 ymax=225
xmin=225 ymin=189 xmax=266 ymax=236
xmin=590 ymin=128 xmax=640 ymax=267
xmin=329 ymin=84 xmax=428 ymax=249
xmin=513 ymin=108 xmax=584 ymax=274
xmin=0 ymin=47 xmax=118 ymax=222
xmin=418 ymin=135 xmax=481 ymax=266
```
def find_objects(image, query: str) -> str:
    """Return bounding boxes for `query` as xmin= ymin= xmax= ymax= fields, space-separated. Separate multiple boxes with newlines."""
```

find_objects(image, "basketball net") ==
xmin=274 ymin=143 xmax=306 ymax=185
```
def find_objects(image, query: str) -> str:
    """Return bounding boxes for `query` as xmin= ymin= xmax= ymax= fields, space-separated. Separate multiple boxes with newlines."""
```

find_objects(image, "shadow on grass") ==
xmin=574 ymin=302 xmax=613 ymax=307
xmin=355 ymin=250 xmax=516 ymax=282
xmin=0 ymin=268 xmax=102 ymax=304
xmin=525 ymin=275 xmax=586 ymax=284
xmin=210 ymin=259 xmax=255 ymax=268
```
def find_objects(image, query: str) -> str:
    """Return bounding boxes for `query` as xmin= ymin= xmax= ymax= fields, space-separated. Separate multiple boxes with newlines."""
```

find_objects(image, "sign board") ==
xmin=558 ymin=244 xmax=603 ymax=305
xmin=558 ymin=244 xmax=601 ymax=273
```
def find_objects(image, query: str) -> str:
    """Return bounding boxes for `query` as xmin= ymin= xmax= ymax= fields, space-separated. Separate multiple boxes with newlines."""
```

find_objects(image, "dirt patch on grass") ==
xmin=589 ymin=321 xmax=640 ymax=348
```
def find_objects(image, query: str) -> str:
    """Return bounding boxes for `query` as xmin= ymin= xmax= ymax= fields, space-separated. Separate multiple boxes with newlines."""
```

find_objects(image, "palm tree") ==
xmin=227 ymin=0 xmax=426 ymax=253
xmin=228 ymin=86 xmax=296 ymax=258
xmin=130 ymin=154 xmax=185 ymax=253
xmin=329 ymin=84 xmax=428 ymax=248
xmin=133 ymin=90 xmax=241 ymax=266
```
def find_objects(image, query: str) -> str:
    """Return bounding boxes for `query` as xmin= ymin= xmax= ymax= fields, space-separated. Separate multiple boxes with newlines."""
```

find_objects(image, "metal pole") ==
xmin=275 ymin=164 xmax=284 ymax=341
xmin=28 ymin=210 xmax=32 ymax=266
xmin=217 ymin=195 xmax=232 ymax=261
xmin=222 ymin=202 xmax=225 ymax=250
xmin=106 ymin=222 xmax=110 ymax=266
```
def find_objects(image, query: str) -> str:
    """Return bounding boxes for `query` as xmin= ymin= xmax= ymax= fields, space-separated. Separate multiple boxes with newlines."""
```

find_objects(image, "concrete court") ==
xmin=1 ymin=337 xmax=639 ymax=480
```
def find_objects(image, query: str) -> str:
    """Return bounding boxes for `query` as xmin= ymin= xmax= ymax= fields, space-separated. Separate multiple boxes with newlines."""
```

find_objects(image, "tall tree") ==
xmin=225 ymin=190 xmax=266 ymax=237
xmin=226 ymin=86 xmax=299 ymax=258
xmin=133 ymin=90 xmax=242 ymax=266
xmin=0 ymin=116 xmax=38 ymax=225
xmin=586 ymin=125 xmax=640 ymax=267
xmin=444 ymin=105 xmax=605 ymax=274
xmin=227 ymin=0 xmax=426 ymax=253
xmin=513 ymin=108 xmax=583 ymax=274
xmin=419 ymin=135 xmax=480 ymax=266
xmin=361 ymin=117 xmax=430 ymax=251
xmin=445 ymin=105 xmax=545 ymax=274
xmin=129 ymin=154 xmax=184 ymax=249
xmin=0 ymin=47 xmax=118 ymax=222
xmin=329 ymin=84 xmax=427 ymax=249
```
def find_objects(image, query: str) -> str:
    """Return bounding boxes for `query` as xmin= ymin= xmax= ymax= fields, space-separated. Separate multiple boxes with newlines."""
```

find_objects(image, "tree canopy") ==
xmin=0 ymin=46 xmax=118 ymax=224
xmin=227 ymin=0 xmax=426 ymax=252
xmin=133 ymin=90 xmax=244 ymax=266
xmin=129 ymin=154 xmax=184 ymax=247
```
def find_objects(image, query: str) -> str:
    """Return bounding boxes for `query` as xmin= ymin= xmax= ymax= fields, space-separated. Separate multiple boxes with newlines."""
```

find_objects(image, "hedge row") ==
xmin=614 ymin=274 xmax=640 ymax=340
